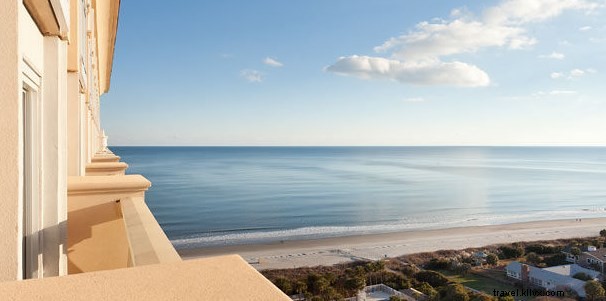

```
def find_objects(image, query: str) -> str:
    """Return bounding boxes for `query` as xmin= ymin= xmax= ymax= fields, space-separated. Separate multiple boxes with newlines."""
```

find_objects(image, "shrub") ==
xmin=414 ymin=270 xmax=449 ymax=287
xmin=443 ymin=283 xmax=470 ymax=301
xmin=498 ymin=245 xmax=525 ymax=259
xmin=525 ymin=252 xmax=542 ymax=265
xmin=573 ymin=272 xmax=594 ymax=281
xmin=525 ymin=244 xmax=562 ymax=254
xmin=486 ymin=254 xmax=498 ymax=265
xmin=543 ymin=253 xmax=568 ymax=267
xmin=426 ymin=258 xmax=450 ymax=270
xmin=273 ymin=277 xmax=292 ymax=294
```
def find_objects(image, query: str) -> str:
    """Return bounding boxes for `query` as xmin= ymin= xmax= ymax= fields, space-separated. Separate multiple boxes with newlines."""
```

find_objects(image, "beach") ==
xmin=179 ymin=217 xmax=606 ymax=270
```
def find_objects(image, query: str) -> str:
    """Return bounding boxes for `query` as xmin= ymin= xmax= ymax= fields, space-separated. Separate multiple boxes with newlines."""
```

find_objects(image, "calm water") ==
xmin=111 ymin=147 xmax=606 ymax=249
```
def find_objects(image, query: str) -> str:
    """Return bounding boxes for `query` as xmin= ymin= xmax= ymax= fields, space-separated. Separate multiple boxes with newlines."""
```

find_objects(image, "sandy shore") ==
xmin=179 ymin=217 xmax=606 ymax=270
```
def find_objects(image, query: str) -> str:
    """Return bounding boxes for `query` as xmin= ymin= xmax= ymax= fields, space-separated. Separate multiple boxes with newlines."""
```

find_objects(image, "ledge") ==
xmin=86 ymin=162 xmax=128 ymax=176
xmin=121 ymin=197 xmax=181 ymax=266
xmin=0 ymin=255 xmax=290 ymax=300
xmin=91 ymin=154 xmax=121 ymax=163
xmin=23 ymin=0 xmax=68 ymax=38
xmin=68 ymin=175 xmax=151 ymax=196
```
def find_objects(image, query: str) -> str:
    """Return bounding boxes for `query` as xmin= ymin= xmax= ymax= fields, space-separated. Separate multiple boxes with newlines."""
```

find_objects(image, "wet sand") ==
xmin=179 ymin=217 xmax=606 ymax=270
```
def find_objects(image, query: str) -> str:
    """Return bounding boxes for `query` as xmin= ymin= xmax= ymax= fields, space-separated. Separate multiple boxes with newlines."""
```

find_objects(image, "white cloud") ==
xmin=327 ymin=0 xmax=599 ymax=87
xmin=263 ymin=57 xmax=284 ymax=67
xmin=483 ymin=0 xmax=600 ymax=25
xmin=326 ymin=56 xmax=490 ymax=87
xmin=539 ymin=51 xmax=565 ymax=59
xmin=550 ymin=72 xmax=564 ymax=79
xmin=570 ymin=68 xmax=585 ymax=77
xmin=552 ymin=68 xmax=597 ymax=80
xmin=240 ymin=69 xmax=263 ymax=82
xmin=404 ymin=97 xmax=427 ymax=103
xmin=579 ymin=25 xmax=593 ymax=31
xmin=548 ymin=90 xmax=578 ymax=95
xmin=531 ymin=90 xmax=578 ymax=97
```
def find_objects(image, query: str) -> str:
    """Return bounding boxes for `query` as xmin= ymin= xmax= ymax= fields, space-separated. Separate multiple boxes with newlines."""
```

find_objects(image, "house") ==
xmin=0 ymin=1 xmax=288 ymax=299
xmin=472 ymin=251 xmax=489 ymax=265
xmin=562 ymin=245 xmax=606 ymax=273
xmin=344 ymin=284 xmax=417 ymax=301
xmin=506 ymin=262 xmax=600 ymax=298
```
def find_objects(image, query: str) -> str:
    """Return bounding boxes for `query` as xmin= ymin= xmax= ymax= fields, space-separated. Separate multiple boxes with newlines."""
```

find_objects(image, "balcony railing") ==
xmin=58 ymin=154 xmax=289 ymax=299
xmin=67 ymin=173 xmax=179 ymax=273
xmin=121 ymin=196 xmax=181 ymax=266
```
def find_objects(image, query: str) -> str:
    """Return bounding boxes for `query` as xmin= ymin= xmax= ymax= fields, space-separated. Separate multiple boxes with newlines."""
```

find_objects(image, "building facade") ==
xmin=1 ymin=0 xmax=114 ymax=280
xmin=506 ymin=261 xmax=599 ymax=298
xmin=0 ymin=1 xmax=288 ymax=299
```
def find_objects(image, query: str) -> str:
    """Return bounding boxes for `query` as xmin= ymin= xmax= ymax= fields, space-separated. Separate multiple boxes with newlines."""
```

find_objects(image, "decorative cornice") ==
xmin=23 ymin=0 xmax=69 ymax=39
xmin=68 ymin=175 xmax=151 ymax=196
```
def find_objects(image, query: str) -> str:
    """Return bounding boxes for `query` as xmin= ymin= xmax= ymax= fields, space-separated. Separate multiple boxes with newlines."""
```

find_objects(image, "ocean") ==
xmin=110 ymin=146 xmax=606 ymax=250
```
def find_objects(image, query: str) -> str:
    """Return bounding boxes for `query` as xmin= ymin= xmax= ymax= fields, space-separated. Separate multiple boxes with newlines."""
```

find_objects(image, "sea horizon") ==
xmin=110 ymin=146 xmax=606 ymax=250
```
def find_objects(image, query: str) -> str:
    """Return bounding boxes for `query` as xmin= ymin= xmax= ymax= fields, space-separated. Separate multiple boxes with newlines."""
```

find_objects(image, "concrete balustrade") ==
xmin=67 ymin=174 xmax=182 ymax=274
xmin=121 ymin=196 xmax=181 ymax=266
xmin=85 ymin=161 xmax=128 ymax=176
xmin=91 ymin=153 xmax=121 ymax=163
xmin=0 ymin=255 xmax=291 ymax=300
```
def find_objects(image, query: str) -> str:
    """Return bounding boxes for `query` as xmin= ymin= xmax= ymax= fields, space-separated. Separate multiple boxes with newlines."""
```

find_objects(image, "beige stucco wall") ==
xmin=67 ymin=72 xmax=82 ymax=176
xmin=41 ymin=36 xmax=69 ymax=277
xmin=0 ymin=0 xmax=21 ymax=282
xmin=0 ymin=255 xmax=291 ymax=300
xmin=67 ymin=175 xmax=152 ymax=274
xmin=94 ymin=0 xmax=119 ymax=94
xmin=67 ymin=0 xmax=80 ymax=72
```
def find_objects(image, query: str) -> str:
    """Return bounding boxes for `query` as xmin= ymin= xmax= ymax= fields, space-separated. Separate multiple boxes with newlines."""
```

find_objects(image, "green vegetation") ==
xmin=572 ymin=272 xmax=593 ymax=281
xmin=525 ymin=252 xmax=542 ymax=265
xmin=486 ymin=254 xmax=498 ymax=266
xmin=585 ymin=280 xmax=605 ymax=301
xmin=415 ymin=270 xmax=449 ymax=287
xmin=498 ymin=244 xmax=524 ymax=259
xmin=263 ymin=234 xmax=606 ymax=300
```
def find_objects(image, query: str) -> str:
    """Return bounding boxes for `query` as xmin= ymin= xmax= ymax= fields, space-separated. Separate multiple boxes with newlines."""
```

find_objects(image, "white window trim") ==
xmin=21 ymin=58 xmax=43 ymax=280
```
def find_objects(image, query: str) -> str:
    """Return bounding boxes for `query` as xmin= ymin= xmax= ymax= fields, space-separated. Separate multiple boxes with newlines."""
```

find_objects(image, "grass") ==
xmin=441 ymin=270 xmax=535 ymax=301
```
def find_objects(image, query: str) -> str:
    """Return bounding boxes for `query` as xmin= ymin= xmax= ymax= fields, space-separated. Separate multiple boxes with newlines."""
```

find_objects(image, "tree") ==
xmin=486 ymin=254 xmax=498 ymax=266
xmin=307 ymin=274 xmax=330 ymax=295
xmin=414 ymin=270 xmax=449 ymax=287
xmin=426 ymin=258 xmax=450 ymax=270
xmin=543 ymin=253 xmax=568 ymax=267
xmin=273 ymin=277 xmax=292 ymax=295
xmin=572 ymin=272 xmax=593 ymax=281
xmin=570 ymin=247 xmax=581 ymax=256
xmin=344 ymin=276 xmax=365 ymax=291
xmin=585 ymin=280 xmax=605 ymax=301
xmin=443 ymin=283 xmax=470 ymax=301
xmin=498 ymin=296 xmax=515 ymax=301
xmin=525 ymin=252 xmax=542 ymax=265
xmin=390 ymin=296 xmax=405 ymax=301
xmin=498 ymin=245 xmax=524 ymax=259
xmin=600 ymin=229 xmax=606 ymax=237
xmin=293 ymin=281 xmax=308 ymax=295
xmin=416 ymin=282 xmax=439 ymax=301
xmin=453 ymin=263 xmax=472 ymax=276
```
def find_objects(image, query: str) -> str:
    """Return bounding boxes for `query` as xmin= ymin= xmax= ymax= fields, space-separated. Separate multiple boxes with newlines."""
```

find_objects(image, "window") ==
xmin=21 ymin=75 xmax=42 ymax=279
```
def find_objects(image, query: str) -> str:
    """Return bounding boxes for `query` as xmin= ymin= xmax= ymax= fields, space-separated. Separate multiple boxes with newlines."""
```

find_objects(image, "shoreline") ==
xmin=179 ymin=217 xmax=606 ymax=270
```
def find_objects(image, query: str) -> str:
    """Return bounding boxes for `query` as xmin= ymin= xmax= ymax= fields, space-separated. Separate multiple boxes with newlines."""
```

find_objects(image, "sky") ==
xmin=102 ymin=0 xmax=606 ymax=146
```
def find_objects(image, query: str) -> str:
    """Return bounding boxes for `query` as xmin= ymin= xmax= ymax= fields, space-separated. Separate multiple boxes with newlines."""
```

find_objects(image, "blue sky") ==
xmin=102 ymin=0 xmax=606 ymax=146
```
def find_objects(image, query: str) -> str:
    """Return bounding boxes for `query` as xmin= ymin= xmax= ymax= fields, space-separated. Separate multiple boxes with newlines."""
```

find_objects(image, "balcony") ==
xmin=0 ymin=255 xmax=290 ymax=300
xmin=56 ymin=154 xmax=290 ymax=299
xmin=67 ymin=173 xmax=179 ymax=272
